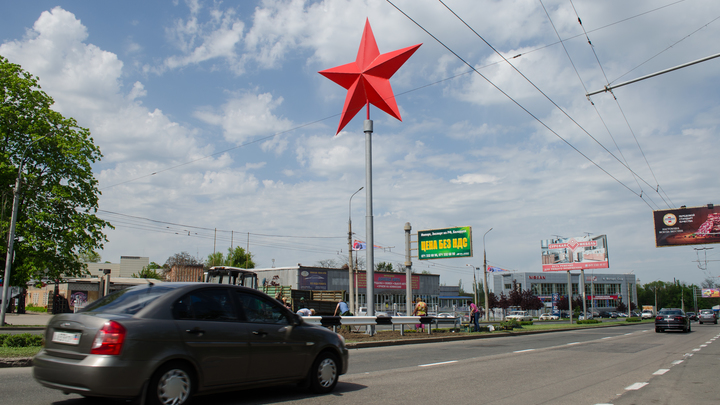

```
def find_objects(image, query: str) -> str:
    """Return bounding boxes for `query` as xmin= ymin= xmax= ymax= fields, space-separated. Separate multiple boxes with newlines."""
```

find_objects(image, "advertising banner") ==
xmin=541 ymin=235 xmax=609 ymax=271
xmin=298 ymin=269 xmax=328 ymax=290
xmin=701 ymin=288 xmax=720 ymax=298
xmin=654 ymin=205 xmax=720 ymax=247
xmin=356 ymin=272 xmax=420 ymax=290
xmin=587 ymin=295 xmax=619 ymax=300
xmin=418 ymin=226 xmax=472 ymax=260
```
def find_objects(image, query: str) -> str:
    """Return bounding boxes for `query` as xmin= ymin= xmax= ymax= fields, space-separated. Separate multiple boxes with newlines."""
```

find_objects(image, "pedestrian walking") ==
xmin=468 ymin=300 xmax=480 ymax=332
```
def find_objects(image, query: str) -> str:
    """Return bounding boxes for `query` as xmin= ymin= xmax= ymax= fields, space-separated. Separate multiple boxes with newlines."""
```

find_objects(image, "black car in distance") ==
xmin=655 ymin=308 xmax=691 ymax=333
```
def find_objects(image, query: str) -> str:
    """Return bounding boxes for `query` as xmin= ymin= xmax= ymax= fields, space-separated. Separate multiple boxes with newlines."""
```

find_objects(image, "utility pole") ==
xmin=348 ymin=187 xmax=363 ymax=314
xmin=405 ymin=222 xmax=412 ymax=316
xmin=482 ymin=228 xmax=493 ymax=322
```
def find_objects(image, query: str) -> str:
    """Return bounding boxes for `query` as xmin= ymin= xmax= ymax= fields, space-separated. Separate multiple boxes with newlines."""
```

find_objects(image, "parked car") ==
xmin=538 ymin=313 xmax=559 ymax=321
xmin=578 ymin=313 xmax=593 ymax=320
xmin=698 ymin=309 xmax=718 ymax=324
xmin=618 ymin=312 xmax=628 ymax=318
xmin=505 ymin=311 xmax=533 ymax=322
xmin=685 ymin=312 xmax=697 ymax=321
xmin=598 ymin=311 xmax=611 ymax=318
xmin=33 ymin=283 xmax=349 ymax=404
xmin=609 ymin=311 xmax=618 ymax=318
xmin=655 ymin=308 xmax=691 ymax=333
xmin=641 ymin=310 xmax=655 ymax=319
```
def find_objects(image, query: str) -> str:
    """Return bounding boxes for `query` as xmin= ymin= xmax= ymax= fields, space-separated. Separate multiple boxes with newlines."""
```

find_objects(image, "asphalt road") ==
xmin=2 ymin=322 xmax=717 ymax=405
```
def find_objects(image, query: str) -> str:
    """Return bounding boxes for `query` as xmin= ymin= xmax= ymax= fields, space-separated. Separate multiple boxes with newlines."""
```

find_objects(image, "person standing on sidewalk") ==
xmin=468 ymin=300 xmax=480 ymax=332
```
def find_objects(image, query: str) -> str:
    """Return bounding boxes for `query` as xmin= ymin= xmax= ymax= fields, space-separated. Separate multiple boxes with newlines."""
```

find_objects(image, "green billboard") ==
xmin=418 ymin=226 xmax=473 ymax=260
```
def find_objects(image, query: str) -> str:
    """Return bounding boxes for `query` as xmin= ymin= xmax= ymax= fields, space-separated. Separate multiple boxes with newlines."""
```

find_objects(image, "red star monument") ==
xmin=319 ymin=19 xmax=421 ymax=134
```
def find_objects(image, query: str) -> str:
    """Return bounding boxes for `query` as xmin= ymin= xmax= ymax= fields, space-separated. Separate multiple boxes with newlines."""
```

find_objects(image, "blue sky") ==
xmin=2 ymin=0 xmax=720 ymax=289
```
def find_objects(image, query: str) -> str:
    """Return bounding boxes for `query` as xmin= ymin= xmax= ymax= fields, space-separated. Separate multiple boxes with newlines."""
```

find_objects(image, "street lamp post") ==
xmin=466 ymin=264 xmax=478 ymax=310
xmin=482 ymin=228 xmax=493 ymax=322
xmin=2 ymin=135 xmax=52 ymax=326
xmin=348 ymin=187 xmax=363 ymax=314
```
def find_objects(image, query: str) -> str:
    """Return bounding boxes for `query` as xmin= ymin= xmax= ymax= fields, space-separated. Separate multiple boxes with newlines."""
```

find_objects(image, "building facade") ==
xmin=493 ymin=271 xmax=637 ymax=312
xmin=252 ymin=265 xmax=440 ymax=314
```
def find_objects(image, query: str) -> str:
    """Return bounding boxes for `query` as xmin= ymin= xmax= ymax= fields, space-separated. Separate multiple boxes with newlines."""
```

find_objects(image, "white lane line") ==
xmin=672 ymin=360 xmax=684 ymax=365
xmin=567 ymin=342 xmax=580 ymax=345
xmin=626 ymin=382 xmax=648 ymax=390
xmin=700 ymin=344 xmax=707 ymax=347
xmin=653 ymin=369 xmax=670 ymax=375
xmin=601 ymin=336 xmax=613 ymax=339
xmin=624 ymin=333 xmax=633 ymax=336
xmin=705 ymin=341 xmax=713 ymax=344
xmin=514 ymin=349 xmax=536 ymax=353
xmin=684 ymin=353 xmax=694 ymax=357
xmin=419 ymin=360 xmax=458 ymax=367
xmin=692 ymin=348 xmax=701 ymax=351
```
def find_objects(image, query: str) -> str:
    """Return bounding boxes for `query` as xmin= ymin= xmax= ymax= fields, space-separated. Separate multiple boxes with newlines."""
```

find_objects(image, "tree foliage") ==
xmin=375 ymin=261 xmax=394 ymax=272
xmin=131 ymin=265 xmax=164 ymax=280
xmin=164 ymin=251 xmax=201 ymax=270
xmin=204 ymin=246 xmax=255 ymax=269
xmin=1 ymin=56 xmax=110 ymax=286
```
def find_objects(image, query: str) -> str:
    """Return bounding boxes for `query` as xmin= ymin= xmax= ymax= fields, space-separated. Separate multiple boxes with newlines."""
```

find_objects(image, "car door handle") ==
xmin=252 ymin=330 xmax=268 ymax=336
xmin=186 ymin=327 xmax=205 ymax=336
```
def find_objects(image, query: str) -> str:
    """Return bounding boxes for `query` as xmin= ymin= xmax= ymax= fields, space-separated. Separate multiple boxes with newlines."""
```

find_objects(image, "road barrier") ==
xmin=301 ymin=315 xmax=461 ymax=335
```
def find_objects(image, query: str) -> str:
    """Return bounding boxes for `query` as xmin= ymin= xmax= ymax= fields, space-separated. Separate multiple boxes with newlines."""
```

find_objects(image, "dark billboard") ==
xmin=654 ymin=205 xmax=720 ymax=247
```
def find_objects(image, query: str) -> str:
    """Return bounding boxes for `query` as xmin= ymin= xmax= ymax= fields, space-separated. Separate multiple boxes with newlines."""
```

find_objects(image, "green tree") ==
xmin=206 ymin=252 xmax=224 ymax=267
xmin=131 ymin=265 xmax=164 ymax=280
xmin=78 ymin=250 xmax=101 ymax=263
xmin=1 ymin=56 xmax=110 ymax=286
xmin=225 ymin=246 xmax=254 ymax=268
xmin=163 ymin=251 xmax=201 ymax=270
xmin=375 ymin=262 xmax=394 ymax=272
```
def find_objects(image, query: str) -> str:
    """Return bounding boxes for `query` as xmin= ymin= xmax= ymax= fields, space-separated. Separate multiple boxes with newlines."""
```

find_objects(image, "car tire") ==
xmin=309 ymin=351 xmax=339 ymax=394
xmin=655 ymin=327 xmax=661 ymax=333
xmin=147 ymin=361 xmax=194 ymax=405
xmin=699 ymin=321 xmax=703 ymax=325
xmin=687 ymin=323 xmax=691 ymax=333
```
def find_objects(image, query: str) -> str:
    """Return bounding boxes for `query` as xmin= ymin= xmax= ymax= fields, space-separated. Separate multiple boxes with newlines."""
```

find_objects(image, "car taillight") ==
xmin=91 ymin=321 xmax=126 ymax=355
xmin=655 ymin=316 xmax=662 ymax=321
xmin=674 ymin=316 xmax=685 ymax=321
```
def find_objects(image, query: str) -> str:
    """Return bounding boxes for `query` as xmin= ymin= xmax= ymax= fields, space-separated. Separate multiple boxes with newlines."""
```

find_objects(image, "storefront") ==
xmin=492 ymin=271 xmax=637 ymax=312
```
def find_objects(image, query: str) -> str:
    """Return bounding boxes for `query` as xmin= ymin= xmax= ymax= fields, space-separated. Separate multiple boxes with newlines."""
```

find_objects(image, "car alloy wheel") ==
xmin=149 ymin=362 xmax=193 ymax=405
xmin=310 ymin=352 xmax=339 ymax=394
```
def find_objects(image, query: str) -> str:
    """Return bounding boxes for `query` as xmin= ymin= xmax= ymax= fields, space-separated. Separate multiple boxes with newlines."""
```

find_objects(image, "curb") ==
xmin=0 ymin=357 xmax=33 ymax=368
xmin=345 ymin=321 xmax=634 ymax=349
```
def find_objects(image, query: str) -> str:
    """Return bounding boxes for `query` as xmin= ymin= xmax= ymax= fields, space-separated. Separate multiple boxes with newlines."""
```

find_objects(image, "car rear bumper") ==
xmin=655 ymin=321 xmax=686 ymax=330
xmin=33 ymin=350 xmax=150 ymax=398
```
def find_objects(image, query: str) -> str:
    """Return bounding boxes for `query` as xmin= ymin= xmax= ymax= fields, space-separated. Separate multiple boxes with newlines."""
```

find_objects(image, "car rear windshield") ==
xmin=658 ymin=309 xmax=682 ymax=315
xmin=81 ymin=286 xmax=174 ymax=315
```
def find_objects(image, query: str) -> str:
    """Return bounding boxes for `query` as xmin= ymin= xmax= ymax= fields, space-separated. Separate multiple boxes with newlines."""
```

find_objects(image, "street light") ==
xmin=347 ymin=187 xmax=363 ymax=314
xmin=483 ymin=228 xmax=493 ymax=321
xmin=466 ymin=264 xmax=478 ymax=309
xmin=1 ymin=134 xmax=53 ymax=326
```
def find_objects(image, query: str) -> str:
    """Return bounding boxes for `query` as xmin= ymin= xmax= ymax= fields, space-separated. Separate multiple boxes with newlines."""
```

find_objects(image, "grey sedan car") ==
xmin=33 ymin=283 xmax=348 ymax=404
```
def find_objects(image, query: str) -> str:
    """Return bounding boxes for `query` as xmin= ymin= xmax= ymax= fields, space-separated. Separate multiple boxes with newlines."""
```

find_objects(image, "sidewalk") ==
xmin=1 ymin=312 xmax=52 ymax=328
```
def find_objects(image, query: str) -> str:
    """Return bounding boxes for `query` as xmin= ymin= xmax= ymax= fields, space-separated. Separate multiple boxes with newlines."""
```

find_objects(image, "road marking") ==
xmin=700 ymin=344 xmax=707 ymax=347
xmin=419 ymin=360 xmax=458 ymax=367
xmin=684 ymin=353 xmax=693 ymax=357
xmin=514 ymin=349 xmax=535 ymax=353
xmin=601 ymin=336 xmax=613 ymax=339
xmin=672 ymin=360 xmax=684 ymax=365
xmin=692 ymin=348 xmax=701 ymax=351
xmin=705 ymin=341 xmax=713 ymax=344
xmin=653 ymin=369 xmax=670 ymax=375
xmin=567 ymin=342 xmax=580 ymax=345
xmin=624 ymin=333 xmax=633 ymax=336
xmin=625 ymin=382 xmax=648 ymax=391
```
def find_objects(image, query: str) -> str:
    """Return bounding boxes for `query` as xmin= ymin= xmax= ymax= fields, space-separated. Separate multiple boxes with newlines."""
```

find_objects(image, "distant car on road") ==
xmin=655 ymin=308 xmax=691 ymax=333
xmin=698 ymin=309 xmax=717 ymax=324
xmin=686 ymin=312 xmax=697 ymax=321
xmin=505 ymin=311 xmax=532 ymax=322
xmin=33 ymin=283 xmax=349 ymax=404
xmin=641 ymin=310 xmax=655 ymax=319
xmin=538 ymin=313 xmax=559 ymax=321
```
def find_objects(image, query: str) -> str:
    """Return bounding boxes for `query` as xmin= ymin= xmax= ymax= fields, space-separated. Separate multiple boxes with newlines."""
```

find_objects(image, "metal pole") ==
xmin=483 ymin=228 xmax=492 ymax=322
xmin=567 ymin=271 xmax=573 ymax=324
xmin=405 ymin=222 xmax=412 ymax=316
xmin=348 ymin=187 xmax=363 ymax=314
xmin=364 ymin=119 xmax=375 ymax=335
xmin=586 ymin=52 xmax=720 ymax=97
xmin=581 ymin=269 xmax=587 ymax=318
xmin=2 ymin=135 xmax=51 ymax=326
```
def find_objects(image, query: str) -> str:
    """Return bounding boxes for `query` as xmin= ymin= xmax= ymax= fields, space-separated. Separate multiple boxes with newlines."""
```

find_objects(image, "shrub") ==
xmin=499 ymin=319 xmax=521 ymax=330
xmin=1 ymin=333 xmax=44 ymax=347
xmin=626 ymin=317 xmax=641 ymax=322
xmin=577 ymin=319 xmax=601 ymax=324
xmin=519 ymin=321 xmax=533 ymax=326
